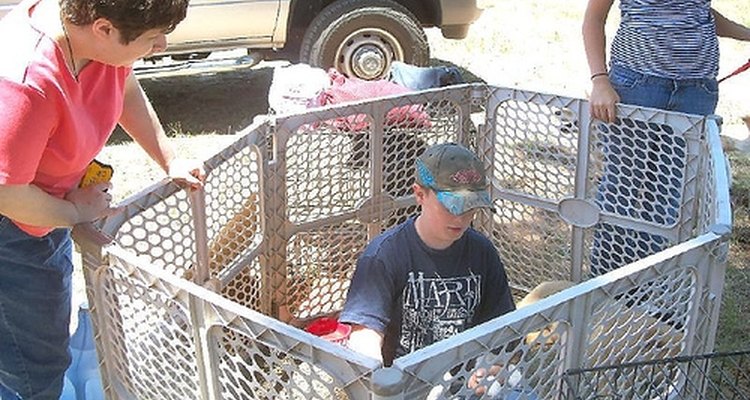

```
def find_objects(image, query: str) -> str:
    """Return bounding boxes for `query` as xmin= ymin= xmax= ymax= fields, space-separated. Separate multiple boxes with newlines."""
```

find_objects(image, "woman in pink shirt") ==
xmin=0 ymin=0 xmax=204 ymax=398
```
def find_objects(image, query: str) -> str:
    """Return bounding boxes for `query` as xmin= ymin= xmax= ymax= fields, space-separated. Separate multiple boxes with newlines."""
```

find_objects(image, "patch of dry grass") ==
xmin=716 ymin=150 xmax=750 ymax=351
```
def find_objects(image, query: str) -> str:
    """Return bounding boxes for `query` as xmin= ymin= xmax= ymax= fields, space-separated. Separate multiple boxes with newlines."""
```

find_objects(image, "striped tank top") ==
xmin=610 ymin=0 xmax=719 ymax=79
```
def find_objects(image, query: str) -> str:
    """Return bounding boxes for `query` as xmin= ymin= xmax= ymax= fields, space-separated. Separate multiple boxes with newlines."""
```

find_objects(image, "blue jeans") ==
xmin=590 ymin=65 xmax=718 ymax=275
xmin=609 ymin=64 xmax=719 ymax=116
xmin=0 ymin=216 xmax=73 ymax=400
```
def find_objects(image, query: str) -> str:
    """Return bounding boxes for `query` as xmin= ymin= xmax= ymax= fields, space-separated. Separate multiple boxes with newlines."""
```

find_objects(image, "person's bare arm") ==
xmin=347 ymin=325 xmax=384 ymax=362
xmin=0 ymin=182 xmax=114 ymax=228
xmin=712 ymin=9 xmax=750 ymax=41
xmin=583 ymin=0 xmax=619 ymax=123
xmin=118 ymin=74 xmax=204 ymax=187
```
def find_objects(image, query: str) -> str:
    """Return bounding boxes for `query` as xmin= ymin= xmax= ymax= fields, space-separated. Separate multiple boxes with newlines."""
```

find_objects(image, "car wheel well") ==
xmin=298 ymin=0 xmax=430 ymax=79
xmin=287 ymin=0 xmax=439 ymax=42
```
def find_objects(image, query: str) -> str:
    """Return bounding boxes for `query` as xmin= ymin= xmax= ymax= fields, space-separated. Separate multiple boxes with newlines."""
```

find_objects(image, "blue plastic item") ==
xmin=65 ymin=303 xmax=104 ymax=400
xmin=60 ymin=375 xmax=76 ymax=399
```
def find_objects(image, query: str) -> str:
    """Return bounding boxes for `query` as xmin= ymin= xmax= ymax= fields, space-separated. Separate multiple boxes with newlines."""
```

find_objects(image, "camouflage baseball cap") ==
xmin=415 ymin=143 xmax=494 ymax=215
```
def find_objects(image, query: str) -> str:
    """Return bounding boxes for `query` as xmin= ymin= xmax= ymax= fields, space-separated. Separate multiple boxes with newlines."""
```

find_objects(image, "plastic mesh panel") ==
xmin=204 ymin=144 xmax=263 ymax=276
xmin=585 ymin=268 xmax=694 ymax=368
xmin=221 ymin=261 xmax=263 ymax=312
xmin=489 ymin=199 xmax=571 ymax=292
xmin=101 ymin=256 xmax=200 ymax=399
xmin=465 ymin=332 xmax=566 ymax=399
xmin=587 ymin=221 xmax=673 ymax=275
xmin=213 ymin=326 xmax=349 ymax=400
xmin=379 ymin=128 xmax=428 ymax=227
xmin=286 ymin=123 xmax=371 ymax=224
xmin=114 ymin=187 xmax=195 ymax=277
xmin=401 ymin=327 xmax=568 ymax=399
xmin=285 ymin=222 xmax=367 ymax=319
xmin=590 ymin=118 xmax=687 ymax=227
xmin=493 ymin=101 xmax=578 ymax=199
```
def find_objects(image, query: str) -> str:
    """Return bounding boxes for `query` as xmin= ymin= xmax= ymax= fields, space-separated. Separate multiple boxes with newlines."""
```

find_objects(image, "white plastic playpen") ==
xmin=74 ymin=84 xmax=732 ymax=399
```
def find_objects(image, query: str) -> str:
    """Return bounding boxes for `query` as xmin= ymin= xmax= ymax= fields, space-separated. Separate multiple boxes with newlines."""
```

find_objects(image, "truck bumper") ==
xmin=439 ymin=0 xmax=483 ymax=39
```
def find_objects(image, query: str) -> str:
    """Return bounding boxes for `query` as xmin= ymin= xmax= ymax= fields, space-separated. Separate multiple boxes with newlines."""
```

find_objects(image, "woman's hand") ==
xmin=167 ymin=157 xmax=206 ymax=190
xmin=589 ymin=77 xmax=620 ymax=123
xmin=64 ymin=182 xmax=118 ymax=224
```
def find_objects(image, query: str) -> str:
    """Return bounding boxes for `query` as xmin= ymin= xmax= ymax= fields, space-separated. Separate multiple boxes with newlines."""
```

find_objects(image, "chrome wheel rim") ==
xmin=335 ymin=28 xmax=404 ymax=80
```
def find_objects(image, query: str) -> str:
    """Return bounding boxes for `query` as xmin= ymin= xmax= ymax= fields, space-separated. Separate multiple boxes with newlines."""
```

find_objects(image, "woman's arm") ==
xmin=0 ymin=182 xmax=114 ymax=228
xmin=118 ymin=73 xmax=204 ymax=187
xmin=583 ymin=0 xmax=619 ymax=123
xmin=712 ymin=8 xmax=750 ymax=41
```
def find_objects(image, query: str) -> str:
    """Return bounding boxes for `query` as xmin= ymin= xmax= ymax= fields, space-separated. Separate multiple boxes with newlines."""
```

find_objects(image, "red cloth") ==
xmin=310 ymin=69 xmax=430 ymax=131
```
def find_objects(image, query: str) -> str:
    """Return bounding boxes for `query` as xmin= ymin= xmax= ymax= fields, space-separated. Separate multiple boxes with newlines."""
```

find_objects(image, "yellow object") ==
xmin=79 ymin=159 xmax=114 ymax=188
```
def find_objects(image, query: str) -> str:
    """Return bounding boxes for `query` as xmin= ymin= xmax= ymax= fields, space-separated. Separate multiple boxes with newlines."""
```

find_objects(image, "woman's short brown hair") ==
xmin=60 ymin=0 xmax=189 ymax=43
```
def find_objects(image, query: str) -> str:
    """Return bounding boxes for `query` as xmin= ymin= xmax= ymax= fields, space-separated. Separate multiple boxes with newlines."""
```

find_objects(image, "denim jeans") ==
xmin=609 ymin=64 xmax=719 ymax=116
xmin=0 ymin=216 xmax=73 ymax=400
xmin=590 ymin=65 xmax=718 ymax=275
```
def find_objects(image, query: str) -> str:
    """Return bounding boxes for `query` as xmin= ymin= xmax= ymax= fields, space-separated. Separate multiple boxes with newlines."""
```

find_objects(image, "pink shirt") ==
xmin=0 ymin=0 xmax=131 ymax=236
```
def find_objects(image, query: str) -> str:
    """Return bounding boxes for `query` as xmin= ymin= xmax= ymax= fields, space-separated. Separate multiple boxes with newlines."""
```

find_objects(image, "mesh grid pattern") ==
xmin=286 ymin=124 xmax=371 ymax=224
xmin=492 ymin=102 xmax=578 ymax=200
xmin=78 ymin=85 xmax=731 ymax=399
xmin=285 ymin=222 xmax=367 ymax=319
xmin=428 ymin=327 xmax=569 ymax=399
xmin=200 ymin=143 xmax=266 ymax=311
xmin=590 ymin=118 xmax=688 ymax=227
xmin=101 ymin=257 xmax=200 ymax=400
xmin=563 ymin=350 xmax=750 ymax=399
xmin=220 ymin=262 xmax=263 ymax=312
xmin=698 ymin=137 xmax=718 ymax=237
xmin=213 ymin=326 xmax=348 ymax=400
xmin=584 ymin=267 xmax=695 ymax=368
xmin=204 ymin=145 xmax=263 ymax=276
xmin=489 ymin=199 xmax=571 ymax=293
xmin=585 ymin=111 xmax=705 ymax=276
xmin=114 ymin=186 xmax=195 ymax=277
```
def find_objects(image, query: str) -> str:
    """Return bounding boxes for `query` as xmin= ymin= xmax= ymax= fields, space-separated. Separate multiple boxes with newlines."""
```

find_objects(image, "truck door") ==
xmin=167 ymin=0 xmax=284 ymax=52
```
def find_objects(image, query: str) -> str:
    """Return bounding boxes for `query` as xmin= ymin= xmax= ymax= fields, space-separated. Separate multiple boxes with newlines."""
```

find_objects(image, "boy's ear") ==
xmin=413 ymin=184 xmax=426 ymax=203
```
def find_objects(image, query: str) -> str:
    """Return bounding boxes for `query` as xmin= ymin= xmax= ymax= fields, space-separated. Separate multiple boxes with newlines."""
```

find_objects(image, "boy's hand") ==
xmin=65 ymin=182 xmax=119 ymax=224
xmin=468 ymin=364 xmax=503 ymax=396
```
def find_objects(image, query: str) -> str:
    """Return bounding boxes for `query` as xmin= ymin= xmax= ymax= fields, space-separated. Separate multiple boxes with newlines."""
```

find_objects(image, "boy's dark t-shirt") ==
xmin=340 ymin=218 xmax=515 ymax=365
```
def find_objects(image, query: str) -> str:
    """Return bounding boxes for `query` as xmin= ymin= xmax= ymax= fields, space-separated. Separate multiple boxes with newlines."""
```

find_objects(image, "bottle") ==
xmin=66 ymin=303 xmax=105 ymax=400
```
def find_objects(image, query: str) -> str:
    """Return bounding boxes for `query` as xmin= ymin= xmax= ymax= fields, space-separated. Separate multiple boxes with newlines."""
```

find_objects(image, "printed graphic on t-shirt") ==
xmin=400 ymin=271 xmax=481 ymax=353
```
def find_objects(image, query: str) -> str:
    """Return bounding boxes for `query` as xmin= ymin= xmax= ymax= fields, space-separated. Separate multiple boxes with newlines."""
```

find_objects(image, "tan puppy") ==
xmin=517 ymin=280 xmax=576 ymax=309
xmin=517 ymin=280 xmax=575 ymax=346
xmin=519 ymin=280 xmax=684 ymax=371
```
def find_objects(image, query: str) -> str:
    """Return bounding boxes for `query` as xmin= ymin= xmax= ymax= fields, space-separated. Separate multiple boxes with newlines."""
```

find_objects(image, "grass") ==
xmin=715 ymin=150 xmax=750 ymax=352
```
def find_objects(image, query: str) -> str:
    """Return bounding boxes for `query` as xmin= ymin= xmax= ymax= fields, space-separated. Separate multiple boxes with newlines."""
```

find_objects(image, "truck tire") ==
xmin=300 ymin=0 xmax=429 ymax=80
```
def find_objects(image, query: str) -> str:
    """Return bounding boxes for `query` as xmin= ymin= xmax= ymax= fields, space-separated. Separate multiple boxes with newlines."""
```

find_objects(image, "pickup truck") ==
xmin=0 ymin=0 xmax=482 ymax=80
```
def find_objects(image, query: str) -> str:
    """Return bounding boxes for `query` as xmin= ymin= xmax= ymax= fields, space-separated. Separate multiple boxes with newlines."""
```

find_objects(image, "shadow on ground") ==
xmin=109 ymin=62 xmax=275 ymax=144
